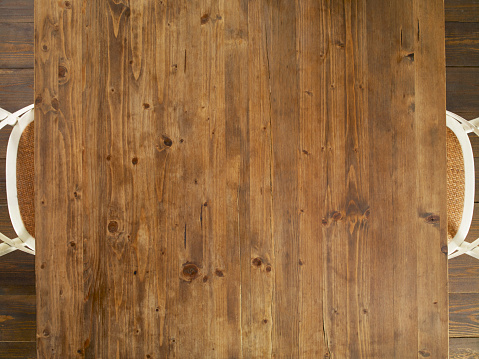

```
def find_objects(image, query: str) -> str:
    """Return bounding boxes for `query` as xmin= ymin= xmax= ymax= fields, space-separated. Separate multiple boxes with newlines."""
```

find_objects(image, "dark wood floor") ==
xmin=0 ymin=0 xmax=477 ymax=357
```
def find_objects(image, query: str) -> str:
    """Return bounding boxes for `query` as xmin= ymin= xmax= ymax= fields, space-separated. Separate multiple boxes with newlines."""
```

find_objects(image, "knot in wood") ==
xmin=332 ymin=211 xmax=343 ymax=221
xmin=201 ymin=13 xmax=210 ymax=24
xmin=364 ymin=208 xmax=371 ymax=219
xmin=51 ymin=98 xmax=59 ymax=110
xmin=425 ymin=214 xmax=439 ymax=224
xmin=418 ymin=349 xmax=430 ymax=357
xmin=163 ymin=136 xmax=173 ymax=147
xmin=182 ymin=264 xmax=199 ymax=280
xmin=252 ymin=257 xmax=262 ymax=267
xmin=108 ymin=221 xmax=118 ymax=233
xmin=58 ymin=65 xmax=67 ymax=78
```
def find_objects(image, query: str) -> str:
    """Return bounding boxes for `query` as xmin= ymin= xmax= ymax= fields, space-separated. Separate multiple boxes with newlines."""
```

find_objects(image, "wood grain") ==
xmin=0 ymin=69 xmax=33 ymax=113
xmin=470 ymin=134 xmax=479 ymax=157
xmin=446 ymin=22 xmax=479 ymax=67
xmin=450 ymin=338 xmax=479 ymax=358
xmin=0 ymin=129 xmax=12 ymax=159
xmin=0 ymin=249 xmax=35 ymax=295
xmin=0 ymin=295 xmax=35 ymax=342
xmin=450 ymin=255 xmax=479 ymax=293
xmin=450 ymin=293 xmax=479 ymax=337
xmin=460 ymin=204 xmax=479 ymax=244
xmin=34 ymin=0 xmax=447 ymax=357
xmin=0 ymin=22 xmax=33 ymax=69
xmin=445 ymin=0 xmax=479 ymax=22
xmin=446 ymin=67 xmax=479 ymax=120
xmin=0 ymin=342 xmax=36 ymax=359
xmin=0 ymin=0 xmax=34 ymax=23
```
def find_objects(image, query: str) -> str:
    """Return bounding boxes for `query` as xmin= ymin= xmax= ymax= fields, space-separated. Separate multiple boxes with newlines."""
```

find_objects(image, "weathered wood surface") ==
xmin=34 ymin=0 xmax=447 ymax=357
xmin=0 ymin=295 xmax=35 ymax=342
xmin=450 ymin=338 xmax=479 ymax=358
xmin=447 ymin=68 xmax=479 ymax=120
xmin=450 ymin=293 xmax=479 ymax=337
xmin=446 ymin=21 xmax=479 ymax=67
xmin=445 ymin=0 xmax=479 ymax=22
xmin=0 ymin=22 xmax=34 ymax=69
xmin=0 ymin=250 xmax=35 ymax=295
xmin=0 ymin=0 xmax=34 ymax=23
xmin=450 ymin=255 xmax=479 ymax=293
xmin=0 ymin=342 xmax=36 ymax=359
xmin=0 ymin=70 xmax=33 ymax=113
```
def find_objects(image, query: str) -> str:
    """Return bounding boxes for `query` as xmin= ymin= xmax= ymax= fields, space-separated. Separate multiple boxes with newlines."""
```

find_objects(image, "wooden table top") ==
xmin=34 ymin=0 xmax=448 ymax=357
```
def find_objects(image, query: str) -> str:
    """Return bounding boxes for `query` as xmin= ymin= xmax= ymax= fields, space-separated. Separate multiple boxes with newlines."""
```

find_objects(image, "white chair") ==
xmin=447 ymin=111 xmax=479 ymax=259
xmin=0 ymin=104 xmax=35 ymax=256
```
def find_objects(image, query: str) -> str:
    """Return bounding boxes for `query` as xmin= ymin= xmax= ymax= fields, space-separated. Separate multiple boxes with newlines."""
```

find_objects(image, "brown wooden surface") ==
xmin=450 ymin=293 xmax=479 ymax=337
xmin=0 ymin=70 xmax=34 ymax=113
xmin=0 ymin=342 xmax=36 ymax=359
xmin=34 ymin=0 xmax=447 ymax=357
xmin=1 ymin=0 xmax=477 ymax=357
xmin=0 ymin=295 xmax=35 ymax=341
xmin=450 ymin=255 xmax=479 ymax=293
xmin=446 ymin=21 xmax=479 ymax=67
xmin=0 ymin=250 xmax=35 ymax=295
xmin=445 ymin=0 xmax=479 ymax=22
xmin=0 ymin=0 xmax=34 ymax=23
xmin=447 ymin=69 xmax=479 ymax=120
xmin=450 ymin=338 xmax=479 ymax=357
xmin=0 ymin=22 xmax=33 ymax=69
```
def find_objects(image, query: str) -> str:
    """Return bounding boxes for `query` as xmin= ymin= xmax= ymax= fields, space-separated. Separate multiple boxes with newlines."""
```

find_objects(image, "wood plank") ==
xmin=0 ymin=129 xmax=12 ymax=159
xmin=0 ymin=249 xmax=35 ymax=295
xmin=241 ymin=2 xmax=274 ymax=357
xmin=446 ymin=67 xmax=479 ymax=120
xmin=0 ymin=22 xmax=33 ymax=69
xmin=0 ymin=69 xmax=33 ymax=113
xmin=0 ymin=295 xmax=35 ymax=342
xmin=296 ymin=1 xmax=330 ymax=357
xmin=445 ymin=0 xmax=479 ymax=22
xmin=268 ymin=0 xmax=301 ymax=356
xmin=35 ymin=0 xmax=83 ymax=355
xmin=35 ymin=0 xmax=448 ymax=356
xmin=0 ymin=0 xmax=34 ymax=22
xmin=450 ymin=293 xmax=479 ymax=337
xmin=463 ymin=204 xmax=479 ymax=244
xmin=450 ymin=338 xmax=479 ymax=358
xmin=470 ymin=134 xmax=479 ymax=157
xmin=446 ymin=22 xmax=479 ymax=67
xmin=413 ymin=0 xmax=448 ymax=356
xmin=0 ymin=160 xmax=9 ymax=203
xmin=0 ymin=342 xmax=36 ymax=359
xmin=368 ymin=1 xmax=416 ymax=357
xmin=0 ymin=204 xmax=16 ymax=239
xmin=449 ymin=254 xmax=479 ymax=293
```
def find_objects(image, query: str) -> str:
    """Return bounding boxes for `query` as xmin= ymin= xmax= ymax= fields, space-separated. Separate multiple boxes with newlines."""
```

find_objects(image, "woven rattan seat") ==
xmin=447 ymin=127 xmax=465 ymax=244
xmin=17 ymin=121 xmax=34 ymax=237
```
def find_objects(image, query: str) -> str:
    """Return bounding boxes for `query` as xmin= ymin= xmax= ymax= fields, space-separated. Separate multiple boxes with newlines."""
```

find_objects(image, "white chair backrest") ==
xmin=0 ymin=105 xmax=35 ymax=257
xmin=447 ymin=111 xmax=479 ymax=260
